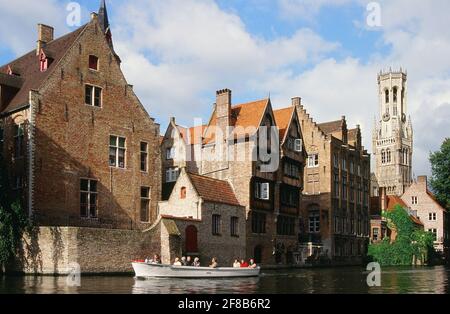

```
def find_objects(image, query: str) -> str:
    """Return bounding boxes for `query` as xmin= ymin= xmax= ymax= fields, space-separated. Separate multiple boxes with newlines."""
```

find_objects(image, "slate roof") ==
xmin=0 ymin=25 xmax=86 ymax=114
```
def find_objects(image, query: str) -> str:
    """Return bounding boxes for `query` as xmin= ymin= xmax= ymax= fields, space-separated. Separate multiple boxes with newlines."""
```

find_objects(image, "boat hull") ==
xmin=132 ymin=263 xmax=260 ymax=279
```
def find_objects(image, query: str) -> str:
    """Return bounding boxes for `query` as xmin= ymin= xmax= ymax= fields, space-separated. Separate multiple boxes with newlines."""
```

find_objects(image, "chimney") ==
xmin=216 ymin=89 xmax=232 ymax=139
xmin=417 ymin=176 xmax=428 ymax=189
xmin=37 ymin=24 xmax=54 ymax=55
xmin=291 ymin=97 xmax=302 ymax=107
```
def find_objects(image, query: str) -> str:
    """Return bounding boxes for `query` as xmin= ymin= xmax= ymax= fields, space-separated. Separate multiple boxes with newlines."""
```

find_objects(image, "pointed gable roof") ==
xmin=0 ymin=25 xmax=86 ymax=115
xmin=273 ymin=106 xmax=295 ymax=141
xmin=318 ymin=120 xmax=343 ymax=135
xmin=98 ymin=0 xmax=110 ymax=34
xmin=187 ymin=172 xmax=241 ymax=206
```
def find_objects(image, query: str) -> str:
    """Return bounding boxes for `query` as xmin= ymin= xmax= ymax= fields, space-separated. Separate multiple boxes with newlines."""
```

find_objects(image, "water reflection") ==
xmin=0 ymin=266 xmax=449 ymax=294
xmin=133 ymin=277 xmax=260 ymax=294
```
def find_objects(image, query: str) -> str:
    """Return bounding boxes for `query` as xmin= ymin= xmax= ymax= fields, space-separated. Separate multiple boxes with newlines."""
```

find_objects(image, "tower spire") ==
xmin=98 ymin=0 xmax=113 ymax=47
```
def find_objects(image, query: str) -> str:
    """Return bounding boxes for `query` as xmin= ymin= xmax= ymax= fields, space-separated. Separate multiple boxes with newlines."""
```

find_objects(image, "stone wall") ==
xmin=14 ymin=225 xmax=163 ymax=275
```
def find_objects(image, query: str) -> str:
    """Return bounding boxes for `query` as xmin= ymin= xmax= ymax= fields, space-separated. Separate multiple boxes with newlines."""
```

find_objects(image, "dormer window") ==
xmin=39 ymin=51 xmax=52 ymax=72
xmin=89 ymin=55 xmax=99 ymax=71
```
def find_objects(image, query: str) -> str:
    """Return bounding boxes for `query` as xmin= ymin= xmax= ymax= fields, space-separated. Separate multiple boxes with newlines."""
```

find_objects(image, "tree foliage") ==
xmin=368 ymin=206 xmax=435 ymax=266
xmin=429 ymin=138 xmax=450 ymax=210
xmin=0 ymin=154 xmax=29 ymax=270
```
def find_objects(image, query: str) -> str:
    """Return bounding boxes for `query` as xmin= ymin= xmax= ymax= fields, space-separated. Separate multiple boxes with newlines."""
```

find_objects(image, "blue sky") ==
xmin=1 ymin=0 xmax=449 ymax=176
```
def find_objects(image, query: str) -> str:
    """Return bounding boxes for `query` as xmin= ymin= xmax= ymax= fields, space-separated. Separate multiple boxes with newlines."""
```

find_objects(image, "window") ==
xmin=309 ymin=211 xmax=320 ymax=233
xmin=180 ymin=187 xmax=187 ymax=199
xmin=165 ymin=167 xmax=179 ymax=183
xmin=373 ymin=228 xmax=379 ymax=241
xmin=281 ymin=185 xmax=299 ymax=207
xmin=307 ymin=154 xmax=319 ymax=168
xmin=429 ymin=213 xmax=437 ymax=221
xmin=140 ymin=142 xmax=148 ymax=172
xmin=109 ymin=136 xmax=126 ymax=168
xmin=166 ymin=147 xmax=175 ymax=160
xmin=277 ymin=215 xmax=295 ymax=236
xmin=252 ymin=212 xmax=266 ymax=234
xmin=333 ymin=173 xmax=340 ymax=198
xmin=428 ymin=229 xmax=438 ymax=241
xmin=284 ymin=161 xmax=300 ymax=179
xmin=14 ymin=124 xmax=25 ymax=158
xmin=385 ymin=89 xmax=390 ymax=103
xmin=386 ymin=149 xmax=392 ymax=163
xmin=333 ymin=153 xmax=339 ymax=168
xmin=80 ymin=179 xmax=98 ymax=218
xmin=89 ymin=55 xmax=99 ymax=71
xmin=342 ymin=158 xmax=347 ymax=171
xmin=140 ymin=187 xmax=150 ymax=223
xmin=412 ymin=196 xmax=418 ymax=205
xmin=349 ymin=159 xmax=354 ymax=174
xmin=85 ymin=84 xmax=102 ymax=107
xmin=12 ymin=176 xmax=25 ymax=190
xmin=212 ymin=214 xmax=221 ymax=235
xmin=363 ymin=183 xmax=369 ymax=206
xmin=255 ymin=182 xmax=270 ymax=200
xmin=342 ymin=176 xmax=347 ymax=200
xmin=381 ymin=150 xmax=386 ymax=164
xmin=287 ymin=137 xmax=302 ymax=152
xmin=393 ymin=87 xmax=398 ymax=103
xmin=231 ymin=217 xmax=239 ymax=237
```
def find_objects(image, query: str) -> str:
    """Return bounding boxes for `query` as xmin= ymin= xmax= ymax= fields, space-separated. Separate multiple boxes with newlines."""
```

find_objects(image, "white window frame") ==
xmin=294 ymin=139 xmax=303 ymax=152
xmin=255 ymin=182 xmax=270 ymax=200
xmin=307 ymin=154 xmax=319 ymax=168
xmin=165 ymin=167 xmax=179 ymax=183
xmin=166 ymin=147 xmax=175 ymax=160
xmin=109 ymin=135 xmax=126 ymax=169
xmin=429 ymin=212 xmax=437 ymax=221
xmin=80 ymin=178 xmax=98 ymax=219
xmin=309 ymin=212 xmax=320 ymax=233
xmin=85 ymin=84 xmax=102 ymax=107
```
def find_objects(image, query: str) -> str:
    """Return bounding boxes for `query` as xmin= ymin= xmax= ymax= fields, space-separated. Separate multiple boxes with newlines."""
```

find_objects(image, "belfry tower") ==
xmin=373 ymin=69 xmax=413 ymax=196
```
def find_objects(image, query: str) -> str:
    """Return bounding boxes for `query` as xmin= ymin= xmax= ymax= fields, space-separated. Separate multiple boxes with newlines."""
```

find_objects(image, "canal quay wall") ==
xmin=10 ymin=218 xmax=183 ymax=275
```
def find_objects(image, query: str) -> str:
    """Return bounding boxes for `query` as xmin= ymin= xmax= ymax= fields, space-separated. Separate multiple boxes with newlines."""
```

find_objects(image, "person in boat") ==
xmin=233 ymin=259 xmax=241 ymax=268
xmin=186 ymin=256 xmax=193 ymax=266
xmin=173 ymin=257 xmax=182 ymax=266
xmin=209 ymin=257 xmax=218 ymax=268
xmin=240 ymin=259 xmax=249 ymax=268
xmin=150 ymin=254 xmax=161 ymax=264
xmin=181 ymin=256 xmax=188 ymax=266
xmin=248 ymin=259 xmax=257 ymax=269
xmin=192 ymin=257 xmax=201 ymax=267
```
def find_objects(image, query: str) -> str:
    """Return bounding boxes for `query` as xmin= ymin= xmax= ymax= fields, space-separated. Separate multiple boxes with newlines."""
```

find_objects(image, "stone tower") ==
xmin=373 ymin=69 xmax=413 ymax=196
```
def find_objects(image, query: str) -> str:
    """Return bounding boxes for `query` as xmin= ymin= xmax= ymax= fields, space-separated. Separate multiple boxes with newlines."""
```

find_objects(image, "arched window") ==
xmin=393 ymin=87 xmax=398 ymax=103
xmin=386 ymin=149 xmax=391 ymax=163
xmin=180 ymin=187 xmax=187 ymax=199
xmin=385 ymin=89 xmax=390 ymax=104
xmin=381 ymin=150 xmax=386 ymax=164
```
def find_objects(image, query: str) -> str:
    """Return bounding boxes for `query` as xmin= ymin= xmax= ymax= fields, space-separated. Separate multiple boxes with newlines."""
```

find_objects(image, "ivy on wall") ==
xmin=368 ymin=205 xmax=435 ymax=266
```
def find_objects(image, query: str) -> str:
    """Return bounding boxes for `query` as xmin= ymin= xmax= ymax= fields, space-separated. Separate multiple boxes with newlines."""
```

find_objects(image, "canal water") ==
xmin=0 ymin=266 xmax=449 ymax=294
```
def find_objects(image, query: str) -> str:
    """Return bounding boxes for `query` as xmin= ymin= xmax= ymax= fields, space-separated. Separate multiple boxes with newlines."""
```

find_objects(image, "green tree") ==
xmin=368 ymin=206 xmax=435 ymax=266
xmin=429 ymin=138 xmax=450 ymax=209
xmin=0 ymin=154 xmax=28 ymax=272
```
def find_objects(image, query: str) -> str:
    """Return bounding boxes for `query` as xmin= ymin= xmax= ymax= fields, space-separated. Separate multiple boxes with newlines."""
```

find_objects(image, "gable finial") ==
xmin=98 ymin=0 xmax=113 ymax=48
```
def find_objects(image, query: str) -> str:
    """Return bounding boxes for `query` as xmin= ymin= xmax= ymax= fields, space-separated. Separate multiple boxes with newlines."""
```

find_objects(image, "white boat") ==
xmin=132 ymin=262 xmax=261 ymax=279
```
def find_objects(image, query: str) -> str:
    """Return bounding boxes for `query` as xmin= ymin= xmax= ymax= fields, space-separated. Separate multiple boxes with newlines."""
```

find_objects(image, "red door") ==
xmin=185 ymin=225 xmax=198 ymax=253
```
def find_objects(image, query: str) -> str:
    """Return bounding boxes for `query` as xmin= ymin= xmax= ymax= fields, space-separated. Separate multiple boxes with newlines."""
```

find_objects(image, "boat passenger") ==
xmin=233 ymin=259 xmax=241 ymax=268
xmin=209 ymin=258 xmax=218 ymax=268
xmin=240 ymin=259 xmax=249 ymax=268
xmin=192 ymin=257 xmax=201 ymax=267
xmin=248 ymin=259 xmax=257 ymax=269
xmin=152 ymin=254 xmax=162 ymax=264
xmin=181 ymin=256 xmax=188 ymax=266
xmin=173 ymin=257 xmax=182 ymax=266
xmin=186 ymin=256 xmax=193 ymax=266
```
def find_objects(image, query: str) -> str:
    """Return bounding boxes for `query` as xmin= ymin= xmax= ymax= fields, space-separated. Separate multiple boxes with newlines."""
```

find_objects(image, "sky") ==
xmin=0 ymin=0 xmax=449 ymax=177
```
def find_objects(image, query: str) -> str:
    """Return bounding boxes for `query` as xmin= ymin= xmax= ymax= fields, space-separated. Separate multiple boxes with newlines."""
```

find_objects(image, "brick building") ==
xmin=296 ymin=101 xmax=371 ymax=263
xmin=401 ymin=176 xmax=449 ymax=254
xmin=158 ymin=168 xmax=246 ymax=266
xmin=160 ymin=118 xmax=205 ymax=200
xmin=0 ymin=1 xmax=162 ymax=274
xmin=161 ymin=90 xmax=306 ymax=265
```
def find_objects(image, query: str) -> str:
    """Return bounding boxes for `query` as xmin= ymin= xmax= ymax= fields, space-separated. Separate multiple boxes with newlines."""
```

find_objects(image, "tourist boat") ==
xmin=132 ymin=261 xmax=261 ymax=279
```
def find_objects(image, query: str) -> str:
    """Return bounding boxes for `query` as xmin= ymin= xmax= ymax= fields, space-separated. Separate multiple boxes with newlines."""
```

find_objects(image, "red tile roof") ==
xmin=178 ymin=125 xmax=207 ymax=145
xmin=0 ymin=25 xmax=87 ymax=114
xmin=187 ymin=173 xmax=241 ymax=206
xmin=385 ymin=195 xmax=424 ymax=226
xmin=273 ymin=107 xmax=294 ymax=140
xmin=203 ymin=99 xmax=268 ymax=144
